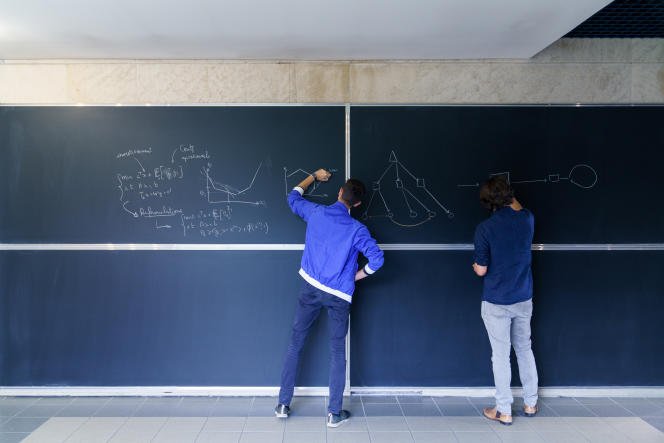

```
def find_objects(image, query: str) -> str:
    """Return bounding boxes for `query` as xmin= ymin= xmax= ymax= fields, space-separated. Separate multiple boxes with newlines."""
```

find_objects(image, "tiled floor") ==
xmin=0 ymin=396 xmax=662 ymax=442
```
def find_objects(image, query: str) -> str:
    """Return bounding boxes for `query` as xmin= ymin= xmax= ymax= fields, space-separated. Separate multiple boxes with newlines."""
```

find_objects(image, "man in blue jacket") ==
xmin=473 ymin=176 xmax=539 ymax=426
xmin=275 ymin=168 xmax=384 ymax=428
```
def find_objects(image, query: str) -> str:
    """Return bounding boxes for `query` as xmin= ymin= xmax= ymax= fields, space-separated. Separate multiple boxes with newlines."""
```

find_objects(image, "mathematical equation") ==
xmin=115 ymin=144 xmax=268 ymax=240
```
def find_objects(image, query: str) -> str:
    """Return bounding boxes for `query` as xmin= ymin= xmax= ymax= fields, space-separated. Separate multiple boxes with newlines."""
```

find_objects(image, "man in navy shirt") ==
xmin=275 ymin=168 xmax=384 ymax=428
xmin=473 ymin=176 xmax=538 ymax=425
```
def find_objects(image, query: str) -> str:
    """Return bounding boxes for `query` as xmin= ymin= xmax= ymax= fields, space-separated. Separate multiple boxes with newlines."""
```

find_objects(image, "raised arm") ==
xmin=287 ymin=169 xmax=331 ymax=221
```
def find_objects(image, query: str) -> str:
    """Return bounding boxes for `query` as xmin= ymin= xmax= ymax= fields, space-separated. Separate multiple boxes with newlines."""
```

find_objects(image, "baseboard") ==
xmin=1 ymin=386 xmax=663 ymax=397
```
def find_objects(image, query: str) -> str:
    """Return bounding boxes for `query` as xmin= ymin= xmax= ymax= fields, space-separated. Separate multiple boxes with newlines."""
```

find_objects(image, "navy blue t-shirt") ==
xmin=473 ymin=206 xmax=534 ymax=305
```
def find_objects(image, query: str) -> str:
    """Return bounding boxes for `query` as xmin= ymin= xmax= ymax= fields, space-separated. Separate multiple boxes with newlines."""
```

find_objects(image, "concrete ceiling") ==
xmin=0 ymin=0 xmax=612 ymax=60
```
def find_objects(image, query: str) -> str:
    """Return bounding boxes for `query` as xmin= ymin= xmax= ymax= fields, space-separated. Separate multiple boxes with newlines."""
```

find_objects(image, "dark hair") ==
xmin=341 ymin=179 xmax=366 ymax=206
xmin=479 ymin=176 xmax=514 ymax=211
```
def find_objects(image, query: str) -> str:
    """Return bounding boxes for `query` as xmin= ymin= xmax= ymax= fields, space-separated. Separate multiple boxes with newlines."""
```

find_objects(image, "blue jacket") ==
xmin=288 ymin=188 xmax=384 ymax=303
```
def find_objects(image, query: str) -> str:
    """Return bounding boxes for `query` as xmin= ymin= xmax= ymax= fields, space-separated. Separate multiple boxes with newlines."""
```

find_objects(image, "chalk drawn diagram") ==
xmin=362 ymin=151 xmax=454 ymax=227
xmin=283 ymin=167 xmax=338 ymax=198
xmin=457 ymin=164 xmax=598 ymax=189
xmin=201 ymin=162 xmax=266 ymax=206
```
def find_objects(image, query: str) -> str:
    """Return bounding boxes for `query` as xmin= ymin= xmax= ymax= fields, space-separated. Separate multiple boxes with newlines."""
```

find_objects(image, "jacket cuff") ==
xmin=364 ymin=264 xmax=376 ymax=275
xmin=293 ymin=187 xmax=304 ymax=195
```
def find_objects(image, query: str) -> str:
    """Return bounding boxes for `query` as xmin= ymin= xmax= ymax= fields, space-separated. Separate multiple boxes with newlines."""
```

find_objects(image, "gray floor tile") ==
xmin=538 ymin=430 xmax=589 ymax=443
xmin=196 ymin=432 xmax=241 ymax=443
xmin=642 ymin=417 xmax=664 ymax=433
xmin=55 ymin=404 xmax=106 ymax=417
xmin=326 ymin=431 xmax=371 ymax=442
xmin=0 ymin=405 xmax=32 ymax=418
xmin=21 ymin=418 xmax=87 ymax=443
xmin=144 ymin=397 xmax=183 ymax=404
xmin=171 ymin=403 xmax=216 ymax=417
xmin=152 ymin=431 xmax=199 ymax=443
xmin=287 ymin=399 xmax=326 ymax=417
xmin=370 ymin=431 xmax=415 ymax=442
xmin=401 ymin=404 xmax=442 ymax=417
xmin=117 ymin=417 xmax=166 ymax=433
xmin=498 ymin=431 xmax=546 ymax=442
xmin=406 ymin=417 xmax=453 ymax=432
xmin=209 ymin=405 xmax=252 ymax=417
xmin=217 ymin=398 xmax=254 ymax=407
xmin=575 ymin=397 xmax=616 ymax=405
xmin=107 ymin=397 xmax=148 ymax=405
xmin=132 ymin=404 xmax=183 ymax=417
xmin=524 ymin=416 xmax=572 ymax=432
xmin=648 ymin=398 xmax=664 ymax=407
xmin=577 ymin=428 xmax=632 ymax=443
xmin=362 ymin=396 xmax=398 ymax=404
xmin=622 ymin=403 xmax=664 ymax=417
xmin=610 ymin=397 xmax=649 ymax=406
xmin=159 ymin=417 xmax=206 ymax=433
xmin=248 ymin=397 xmax=277 ymax=411
xmin=108 ymin=429 xmax=161 ymax=442
xmin=364 ymin=403 xmax=404 ymax=417
xmin=33 ymin=397 xmax=73 ymax=406
xmin=412 ymin=431 xmax=458 ymax=442
xmin=584 ymin=404 xmax=633 ymax=417
xmin=540 ymin=397 xmax=581 ymax=406
xmin=453 ymin=431 xmax=501 ymax=443
xmin=0 ymin=417 xmax=48 ymax=433
xmin=0 ymin=433 xmax=31 ymax=443
xmin=15 ymin=405 xmax=65 ymax=418
xmin=243 ymin=416 xmax=285 ymax=432
xmin=398 ymin=396 xmax=436 ymax=405
xmin=209 ymin=399 xmax=253 ymax=417
xmin=239 ymin=432 xmax=283 ymax=443
xmin=283 ymin=431 xmax=326 ymax=443
xmin=548 ymin=404 xmax=595 ymax=417
xmin=438 ymin=403 xmax=481 ymax=417
xmin=608 ymin=417 xmax=664 ymax=434
xmin=202 ymin=417 xmax=246 ymax=432
xmin=441 ymin=417 xmax=491 ymax=432
xmin=435 ymin=397 xmax=473 ymax=405
xmin=366 ymin=416 xmax=410 ymax=432
xmin=180 ymin=397 xmax=219 ymax=405
xmin=95 ymin=405 xmax=144 ymax=417
xmin=466 ymin=397 xmax=494 ymax=406
xmin=284 ymin=416 xmax=326 ymax=432
xmin=65 ymin=419 xmax=127 ymax=443
xmin=0 ymin=399 xmax=38 ymax=407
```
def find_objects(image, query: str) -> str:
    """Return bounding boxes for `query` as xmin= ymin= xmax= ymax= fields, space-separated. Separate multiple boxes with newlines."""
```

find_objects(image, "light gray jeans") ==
xmin=481 ymin=299 xmax=538 ymax=415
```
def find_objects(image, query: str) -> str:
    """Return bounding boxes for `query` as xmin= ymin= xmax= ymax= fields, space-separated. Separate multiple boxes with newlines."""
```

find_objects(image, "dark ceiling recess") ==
xmin=566 ymin=0 xmax=664 ymax=38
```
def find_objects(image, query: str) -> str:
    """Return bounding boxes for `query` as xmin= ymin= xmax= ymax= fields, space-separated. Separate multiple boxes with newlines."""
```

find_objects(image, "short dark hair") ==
xmin=341 ymin=179 xmax=366 ymax=206
xmin=479 ymin=176 xmax=514 ymax=211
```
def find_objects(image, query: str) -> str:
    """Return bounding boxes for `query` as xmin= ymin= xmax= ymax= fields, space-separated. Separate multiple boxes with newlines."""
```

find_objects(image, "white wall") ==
xmin=0 ymin=39 xmax=662 ymax=104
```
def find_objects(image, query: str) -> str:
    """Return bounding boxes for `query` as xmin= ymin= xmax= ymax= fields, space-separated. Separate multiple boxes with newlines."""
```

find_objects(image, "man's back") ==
xmin=474 ymin=206 xmax=534 ymax=305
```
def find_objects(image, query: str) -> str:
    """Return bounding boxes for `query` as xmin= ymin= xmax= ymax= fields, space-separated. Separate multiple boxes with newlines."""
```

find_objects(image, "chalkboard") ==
xmin=0 ymin=251 xmax=330 ymax=386
xmin=350 ymin=106 xmax=664 ymax=243
xmin=351 ymin=251 xmax=664 ymax=386
xmin=0 ymin=106 xmax=345 ymax=243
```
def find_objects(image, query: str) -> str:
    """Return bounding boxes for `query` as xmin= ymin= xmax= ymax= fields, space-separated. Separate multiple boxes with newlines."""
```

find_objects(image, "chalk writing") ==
xmin=115 ymin=144 xmax=268 ymax=239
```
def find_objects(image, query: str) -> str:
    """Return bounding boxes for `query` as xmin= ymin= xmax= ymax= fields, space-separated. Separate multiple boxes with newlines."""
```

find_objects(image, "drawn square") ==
xmin=372 ymin=181 xmax=381 ymax=191
xmin=548 ymin=174 xmax=560 ymax=182
xmin=416 ymin=178 xmax=425 ymax=188
xmin=395 ymin=178 xmax=403 ymax=189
